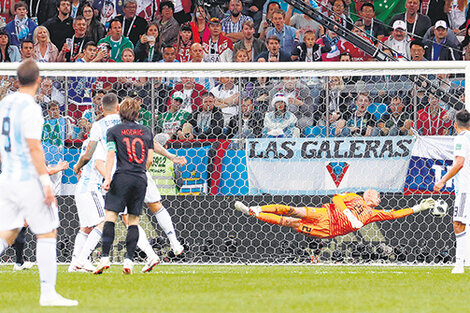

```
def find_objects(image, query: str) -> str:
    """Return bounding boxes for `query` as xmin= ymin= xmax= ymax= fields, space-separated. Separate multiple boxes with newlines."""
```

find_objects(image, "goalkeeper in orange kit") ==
xmin=234 ymin=190 xmax=436 ymax=238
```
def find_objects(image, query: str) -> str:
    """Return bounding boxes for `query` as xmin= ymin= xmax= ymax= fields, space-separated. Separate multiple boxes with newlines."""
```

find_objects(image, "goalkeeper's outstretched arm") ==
xmin=368 ymin=198 xmax=435 ymax=224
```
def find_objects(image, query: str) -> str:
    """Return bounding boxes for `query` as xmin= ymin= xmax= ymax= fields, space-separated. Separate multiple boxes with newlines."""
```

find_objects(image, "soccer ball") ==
xmin=431 ymin=199 xmax=448 ymax=217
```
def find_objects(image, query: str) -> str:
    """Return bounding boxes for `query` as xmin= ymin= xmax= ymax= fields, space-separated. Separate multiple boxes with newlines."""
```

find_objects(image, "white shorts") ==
xmin=0 ymin=179 xmax=59 ymax=235
xmin=144 ymin=172 xmax=161 ymax=204
xmin=454 ymin=193 xmax=470 ymax=224
xmin=75 ymin=191 xmax=105 ymax=227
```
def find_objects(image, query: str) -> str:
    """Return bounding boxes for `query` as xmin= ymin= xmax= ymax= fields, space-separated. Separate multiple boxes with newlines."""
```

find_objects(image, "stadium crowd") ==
xmin=0 ymin=0 xmax=466 ymax=140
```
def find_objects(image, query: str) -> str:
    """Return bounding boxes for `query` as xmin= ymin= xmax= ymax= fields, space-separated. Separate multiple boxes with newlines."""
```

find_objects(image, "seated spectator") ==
xmin=175 ymin=23 xmax=194 ymax=62
xmin=262 ymin=94 xmax=298 ymax=138
xmin=115 ymin=0 xmax=147 ymax=46
xmin=119 ymin=47 xmax=135 ymax=62
xmin=60 ymin=15 xmax=91 ymax=62
xmin=0 ymin=28 xmax=21 ymax=62
xmin=189 ymin=4 xmax=210 ymax=44
xmin=75 ymin=40 xmax=96 ymax=62
xmin=182 ymin=92 xmax=225 ymax=140
xmin=339 ymin=51 xmax=351 ymax=61
xmin=266 ymin=9 xmax=297 ymax=55
xmin=383 ymin=20 xmax=412 ymax=60
xmin=157 ymin=91 xmax=191 ymax=140
xmin=210 ymin=77 xmax=239 ymax=128
xmin=82 ymin=2 xmax=106 ymax=44
xmin=256 ymin=35 xmax=290 ymax=62
xmin=378 ymin=96 xmax=413 ymax=136
xmin=156 ymin=1 xmax=179 ymax=46
xmin=226 ymin=97 xmax=263 ymax=139
xmin=93 ymin=42 xmax=114 ymax=63
xmin=416 ymin=94 xmax=453 ymax=135
xmin=169 ymin=76 xmax=206 ymax=113
xmin=357 ymin=2 xmax=385 ymax=44
xmin=98 ymin=18 xmax=134 ymax=61
xmin=28 ymin=0 xmax=58 ymax=25
xmin=269 ymin=76 xmax=314 ymax=130
xmin=43 ymin=0 xmax=74 ymax=51
xmin=233 ymin=20 xmax=266 ymax=61
xmin=134 ymin=22 xmax=162 ymax=62
xmin=424 ymin=20 xmax=461 ymax=61
xmin=20 ymin=39 xmax=34 ymax=61
xmin=389 ymin=0 xmax=431 ymax=39
xmin=203 ymin=17 xmax=234 ymax=62
xmin=317 ymin=30 xmax=341 ymax=61
xmin=252 ymin=76 xmax=276 ymax=115
xmin=33 ymin=26 xmax=62 ymax=62
xmin=292 ymin=30 xmax=329 ymax=61
xmin=221 ymin=0 xmax=253 ymax=43
xmin=285 ymin=3 xmax=322 ymax=40
xmin=259 ymin=1 xmax=281 ymax=41
xmin=336 ymin=92 xmax=378 ymax=137
xmin=5 ymin=1 xmax=37 ymax=48
xmin=316 ymin=76 xmax=352 ymax=123
xmin=410 ymin=40 xmax=427 ymax=61
xmin=235 ymin=48 xmax=250 ymax=62
xmin=189 ymin=42 xmax=204 ymax=62
xmin=160 ymin=43 xmax=178 ymax=62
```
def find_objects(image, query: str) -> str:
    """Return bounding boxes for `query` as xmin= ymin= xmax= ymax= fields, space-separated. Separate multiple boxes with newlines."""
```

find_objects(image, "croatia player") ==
xmin=95 ymin=98 xmax=154 ymax=274
xmin=434 ymin=109 xmax=470 ymax=274
xmin=235 ymin=190 xmax=435 ymax=238
xmin=0 ymin=60 xmax=78 ymax=306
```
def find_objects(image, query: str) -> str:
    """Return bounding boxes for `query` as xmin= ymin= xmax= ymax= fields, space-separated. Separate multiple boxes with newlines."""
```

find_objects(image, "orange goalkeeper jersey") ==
xmin=324 ymin=193 xmax=413 ymax=238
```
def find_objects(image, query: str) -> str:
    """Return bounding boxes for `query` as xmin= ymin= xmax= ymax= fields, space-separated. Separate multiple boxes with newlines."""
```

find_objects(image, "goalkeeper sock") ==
xmin=36 ymin=238 xmax=57 ymax=297
xmin=261 ymin=204 xmax=295 ymax=216
xmin=101 ymin=222 xmax=115 ymax=258
xmin=155 ymin=207 xmax=179 ymax=247
xmin=455 ymin=231 xmax=467 ymax=265
xmin=71 ymin=231 xmax=88 ymax=263
xmin=125 ymin=225 xmax=139 ymax=260
xmin=0 ymin=237 xmax=8 ymax=256
xmin=137 ymin=225 xmax=157 ymax=259
xmin=77 ymin=228 xmax=102 ymax=264
xmin=256 ymin=213 xmax=288 ymax=227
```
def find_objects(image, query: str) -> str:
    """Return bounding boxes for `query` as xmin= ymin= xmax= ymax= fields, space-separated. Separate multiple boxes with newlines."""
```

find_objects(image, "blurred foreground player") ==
xmin=235 ymin=190 xmax=435 ymax=238
xmin=94 ymin=98 xmax=154 ymax=274
xmin=434 ymin=109 xmax=470 ymax=274
xmin=0 ymin=60 xmax=78 ymax=306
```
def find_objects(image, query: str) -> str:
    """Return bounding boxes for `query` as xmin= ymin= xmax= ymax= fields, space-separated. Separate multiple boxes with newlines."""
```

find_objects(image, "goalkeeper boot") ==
xmin=39 ymin=293 xmax=78 ymax=307
xmin=93 ymin=257 xmax=110 ymax=275
xmin=142 ymin=255 xmax=160 ymax=273
xmin=123 ymin=258 xmax=133 ymax=275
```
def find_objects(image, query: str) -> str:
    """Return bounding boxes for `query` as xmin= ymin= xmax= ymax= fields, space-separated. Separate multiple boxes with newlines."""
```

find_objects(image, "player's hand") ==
xmin=102 ymin=179 xmax=111 ymax=191
xmin=412 ymin=198 xmax=435 ymax=213
xmin=58 ymin=161 xmax=69 ymax=171
xmin=43 ymin=185 xmax=57 ymax=206
xmin=173 ymin=156 xmax=187 ymax=166
xmin=73 ymin=163 xmax=81 ymax=175
xmin=434 ymin=181 xmax=445 ymax=192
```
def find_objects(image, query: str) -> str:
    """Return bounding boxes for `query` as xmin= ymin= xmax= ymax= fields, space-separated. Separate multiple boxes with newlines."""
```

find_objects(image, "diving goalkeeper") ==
xmin=234 ymin=190 xmax=435 ymax=238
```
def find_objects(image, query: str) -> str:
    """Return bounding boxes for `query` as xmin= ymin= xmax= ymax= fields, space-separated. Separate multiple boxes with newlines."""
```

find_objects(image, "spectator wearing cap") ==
xmin=175 ymin=23 xmax=194 ymax=62
xmin=156 ymin=1 xmax=179 ymax=46
xmin=221 ymin=0 xmax=253 ymax=43
xmin=134 ymin=22 xmax=162 ymax=62
xmin=98 ymin=18 xmax=134 ymax=61
xmin=5 ymin=1 xmax=37 ymax=48
xmin=202 ymin=17 xmax=234 ymax=63
xmin=357 ymin=3 xmax=385 ymax=44
xmin=266 ymin=9 xmax=297 ymax=55
xmin=232 ymin=20 xmax=266 ymax=61
xmin=157 ymin=91 xmax=191 ymax=140
xmin=255 ymin=35 xmax=291 ymax=62
xmin=262 ymin=94 xmax=298 ymax=138
xmin=383 ymin=20 xmax=411 ymax=59
xmin=115 ymin=0 xmax=148 ymax=46
xmin=389 ymin=0 xmax=431 ymax=39
xmin=43 ymin=0 xmax=74 ymax=51
xmin=168 ymin=77 xmax=207 ymax=113
xmin=410 ymin=41 xmax=427 ymax=61
xmin=424 ymin=20 xmax=461 ymax=60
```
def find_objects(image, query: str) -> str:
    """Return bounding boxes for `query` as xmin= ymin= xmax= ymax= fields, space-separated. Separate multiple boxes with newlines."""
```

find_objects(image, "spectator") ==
xmin=358 ymin=2 xmax=385 ymax=43
xmin=262 ymin=94 xmax=298 ymax=138
xmin=43 ymin=0 xmax=74 ymax=51
xmin=338 ymin=20 xmax=374 ymax=61
xmin=116 ymin=49 xmax=149 ymax=101
xmin=252 ymin=76 xmax=275 ymax=115
xmin=156 ymin=1 xmax=179 ymax=46
xmin=227 ymin=97 xmax=263 ymax=139
xmin=259 ymin=0 xmax=281 ymax=40
xmin=410 ymin=40 xmax=427 ymax=61
xmin=175 ymin=23 xmax=194 ymax=62
xmin=221 ymin=0 xmax=253 ymax=43
xmin=5 ymin=1 xmax=37 ymax=48
xmin=70 ymin=0 xmax=85 ymax=18
xmin=189 ymin=4 xmax=210 ymax=44
xmin=256 ymin=35 xmax=290 ymax=62
xmin=97 ymin=0 xmax=120 ymax=28
xmin=20 ymin=39 xmax=34 ymax=60
xmin=160 ymin=43 xmax=178 ymax=62
xmin=339 ymin=51 xmax=351 ymax=61
xmin=119 ymin=46 xmax=134 ymax=62
xmin=426 ymin=0 xmax=448 ymax=26
xmin=134 ymin=22 xmax=162 ymax=62
xmin=241 ymin=0 xmax=264 ymax=33
xmin=292 ymin=30 xmax=329 ymax=61
xmin=98 ymin=18 xmax=134 ymax=61
xmin=383 ymin=20 xmax=412 ymax=60
xmin=378 ymin=96 xmax=413 ymax=136
xmin=330 ymin=0 xmax=354 ymax=31
xmin=285 ymin=3 xmax=322 ymax=40
xmin=189 ymin=42 xmax=204 ymax=62
xmin=424 ymin=20 xmax=461 ymax=60
xmin=210 ymin=77 xmax=239 ymax=128
xmin=82 ymin=2 xmax=106 ymax=44
xmin=33 ymin=26 xmax=61 ymax=62
xmin=82 ymin=89 xmax=105 ymax=124
xmin=337 ymin=93 xmax=378 ymax=137
xmin=93 ymin=42 xmax=114 ymax=63
xmin=36 ymin=77 xmax=65 ymax=110
xmin=115 ymin=0 xmax=147 ymax=46
xmin=157 ymin=91 xmax=191 ymax=140
xmin=45 ymin=100 xmax=74 ymax=139
xmin=266 ymin=9 xmax=297 ymax=55
xmin=233 ymin=20 xmax=266 ymax=61
xmin=24 ymin=0 xmax=58 ymax=25
xmin=389 ymin=0 xmax=432 ymax=39
xmin=316 ymin=76 xmax=351 ymax=124
xmin=317 ymin=30 xmax=341 ymax=61
xmin=169 ymin=77 xmax=206 ymax=113
xmin=445 ymin=0 xmax=466 ymax=36
xmin=60 ymin=16 xmax=91 ymax=62
xmin=416 ymin=94 xmax=453 ymax=135
xmin=235 ymin=48 xmax=250 ymax=62
xmin=203 ymin=17 xmax=234 ymax=62
xmin=0 ymin=28 xmax=21 ymax=62
xmin=182 ymin=92 xmax=225 ymax=140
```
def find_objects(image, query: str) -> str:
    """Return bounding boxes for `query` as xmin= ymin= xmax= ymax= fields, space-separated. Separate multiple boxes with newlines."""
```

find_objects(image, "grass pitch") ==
xmin=0 ymin=264 xmax=468 ymax=313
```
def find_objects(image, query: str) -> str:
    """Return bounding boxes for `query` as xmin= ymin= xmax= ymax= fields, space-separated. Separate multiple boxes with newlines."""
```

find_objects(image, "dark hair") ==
xmin=159 ymin=0 xmax=174 ymax=13
xmin=17 ymin=60 xmax=39 ymax=86
xmin=266 ymin=35 xmax=281 ymax=43
xmin=0 ymin=28 xmax=11 ymax=62
xmin=110 ymin=18 xmax=122 ymax=28
xmin=339 ymin=52 xmax=351 ymax=59
xmin=74 ymin=15 xmax=86 ymax=24
xmin=267 ymin=1 xmax=281 ymax=9
xmin=410 ymin=40 xmax=424 ymax=49
xmin=83 ymin=41 xmax=96 ymax=50
xmin=101 ymin=92 xmax=118 ymax=111
xmin=14 ymin=1 xmax=28 ymax=11
xmin=92 ymin=89 xmax=105 ymax=97
xmin=57 ymin=0 xmax=72 ymax=8
xmin=21 ymin=39 xmax=34 ymax=49
xmin=456 ymin=109 xmax=470 ymax=128
xmin=360 ymin=3 xmax=375 ymax=11
xmin=47 ymin=100 xmax=60 ymax=109
xmin=119 ymin=97 xmax=141 ymax=121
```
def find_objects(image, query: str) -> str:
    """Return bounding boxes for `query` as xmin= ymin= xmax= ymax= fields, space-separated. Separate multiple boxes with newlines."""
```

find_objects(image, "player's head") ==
xmin=119 ymin=97 xmax=140 ymax=122
xmin=363 ymin=189 xmax=381 ymax=208
xmin=455 ymin=109 xmax=470 ymax=131
xmin=17 ymin=60 xmax=40 ymax=88
xmin=101 ymin=92 xmax=119 ymax=113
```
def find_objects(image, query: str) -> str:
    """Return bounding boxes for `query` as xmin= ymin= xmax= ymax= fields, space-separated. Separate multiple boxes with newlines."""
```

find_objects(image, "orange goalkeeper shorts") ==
xmin=296 ymin=207 xmax=331 ymax=238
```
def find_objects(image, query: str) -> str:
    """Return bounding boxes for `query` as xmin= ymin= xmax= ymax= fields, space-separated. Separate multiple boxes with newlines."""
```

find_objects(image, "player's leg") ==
xmin=12 ymin=227 xmax=34 ymax=271
xmin=452 ymin=193 xmax=469 ymax=274
xmin=235 ymin=201 xmax=310 ymax=218
xmin=75 ymin=222 xmax=104 ymax=271
xmin=69 ymin=226 xmax=92 ymax=271
xmin=0 ymin=228 xmax=21 ymax=255
xmin=255 ymin=213 xmax=302 ymax=230
xmin=0 ymin=187 xmax=23 ymax=255
xmin=124 ymin=214 xmax=139 ymax=274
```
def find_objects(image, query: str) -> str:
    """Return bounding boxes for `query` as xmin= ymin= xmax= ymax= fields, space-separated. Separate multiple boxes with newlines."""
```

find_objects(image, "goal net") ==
xmin=0 ymin=61 xmax=467 ymax=265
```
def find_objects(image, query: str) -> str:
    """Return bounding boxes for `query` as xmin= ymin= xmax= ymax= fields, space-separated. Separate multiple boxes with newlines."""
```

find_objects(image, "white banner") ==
xmin=246 ymin=137 xmax=415 ymax=195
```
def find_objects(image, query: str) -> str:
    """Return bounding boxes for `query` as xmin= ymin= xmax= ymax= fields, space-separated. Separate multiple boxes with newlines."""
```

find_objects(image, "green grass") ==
xmin=0 ymin=265 xmax=468 ymax=313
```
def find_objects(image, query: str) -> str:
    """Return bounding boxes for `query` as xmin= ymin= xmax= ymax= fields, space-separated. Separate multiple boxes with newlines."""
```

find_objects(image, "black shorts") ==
xmin=105 ymin=173 xmax=147 ymax=216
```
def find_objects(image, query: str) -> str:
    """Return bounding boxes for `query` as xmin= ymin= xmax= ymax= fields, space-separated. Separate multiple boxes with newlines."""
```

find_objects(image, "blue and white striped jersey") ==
xmin=0 ymin=92 xmax=44 ymax=182
xmin=88 ymin=113 xmax=121 ymax=153
xmin=75 ymin=139 xmax=105 ymax=194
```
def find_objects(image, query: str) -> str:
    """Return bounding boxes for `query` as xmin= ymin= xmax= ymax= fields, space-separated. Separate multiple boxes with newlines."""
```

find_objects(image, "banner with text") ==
xmin=246 ymin=137 xmax=415 ymax=195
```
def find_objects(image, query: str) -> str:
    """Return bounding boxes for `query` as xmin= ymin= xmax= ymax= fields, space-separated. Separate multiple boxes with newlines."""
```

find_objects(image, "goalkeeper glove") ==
xmin=343 ymin=209 xmax=364 ymax=229
xmin=412 ymin=198 xmax=436 ymax=213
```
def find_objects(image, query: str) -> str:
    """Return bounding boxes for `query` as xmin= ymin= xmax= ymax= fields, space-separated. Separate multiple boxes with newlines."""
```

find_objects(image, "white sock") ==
xmin=71 ymin=231 xmax=88 ymax=262
xmin=137 ymin=225 xmax=156 ymax=259
xmin=155 ymin=207 xmax=179 ymax=246
xmin=37 ymin=238 xmax=57 ymax=297
xmin=456 ymin=231 xmax=467 ymax=266
xmin=0 ymin=238 xmax=8 ymax=256
xmin=77 ymin=228 xmax=102 ymax=264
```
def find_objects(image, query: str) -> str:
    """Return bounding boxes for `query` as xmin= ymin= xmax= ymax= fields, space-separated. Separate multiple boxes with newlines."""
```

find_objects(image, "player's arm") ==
xmin=153 ymin=140 xmax=187 ymax=166
xmin=434 ymin=156 xmax=464 ymax=192
xmin=146 ymin=149 xmax=154 ymax=170
xmin=47 ymin=160 xmax=69 ymax=175
xmin=102 ymin=141 xmax=116 ymax=191
xmin=73 ymin=140 xmax=98 ymax=174
xmin=332 ymin=194 xmax=364 ymax=229
xmin=95 ymin=160 xmax=106 ymax=178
